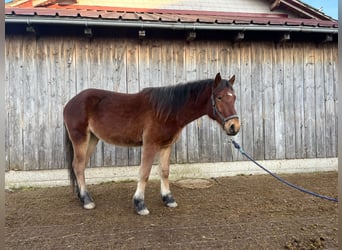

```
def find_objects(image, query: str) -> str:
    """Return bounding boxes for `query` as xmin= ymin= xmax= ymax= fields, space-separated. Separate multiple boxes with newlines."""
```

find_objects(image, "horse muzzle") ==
xmin=224 ymin=118 xmax=241 ymax=136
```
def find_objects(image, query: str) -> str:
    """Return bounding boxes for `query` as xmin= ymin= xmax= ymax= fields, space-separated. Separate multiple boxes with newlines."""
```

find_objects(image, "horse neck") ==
xmin=177 ymin=85 xmax=212 ymax=127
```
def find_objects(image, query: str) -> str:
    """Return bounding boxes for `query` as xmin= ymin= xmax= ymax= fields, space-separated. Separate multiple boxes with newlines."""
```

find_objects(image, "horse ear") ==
xmin=214 ymin=73 xmax=221 ymax=87
xmin=229 ymin=75 xmax=235 ymax=85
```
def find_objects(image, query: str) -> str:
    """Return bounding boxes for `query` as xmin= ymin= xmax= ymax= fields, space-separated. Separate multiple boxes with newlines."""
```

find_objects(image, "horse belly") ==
xmin=106 ymin=135 xmax=143 ymax=147
xmin=89 ymin=120 xmax=143 ymax=147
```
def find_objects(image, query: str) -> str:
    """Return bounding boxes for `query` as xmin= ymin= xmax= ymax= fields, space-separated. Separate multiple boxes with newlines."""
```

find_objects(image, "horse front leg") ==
xmin=133 ymin=144 xmax=158 ymax=215
xmin=159 ymin=146 xmax=178 ymax=208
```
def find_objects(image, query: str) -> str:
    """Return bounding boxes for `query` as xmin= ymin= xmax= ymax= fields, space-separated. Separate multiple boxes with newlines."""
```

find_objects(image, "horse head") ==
xmin=211 ymin=73 xmax=241 ymax=136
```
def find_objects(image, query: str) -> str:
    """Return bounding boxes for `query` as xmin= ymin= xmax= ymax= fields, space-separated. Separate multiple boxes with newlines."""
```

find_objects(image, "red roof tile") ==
xmin=5 ymin=4 xmax=338 ymax=30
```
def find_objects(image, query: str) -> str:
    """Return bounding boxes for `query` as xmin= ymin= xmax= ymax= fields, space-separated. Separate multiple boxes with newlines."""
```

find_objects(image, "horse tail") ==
xmin=64 ymin=125 xmax=76 ymax=193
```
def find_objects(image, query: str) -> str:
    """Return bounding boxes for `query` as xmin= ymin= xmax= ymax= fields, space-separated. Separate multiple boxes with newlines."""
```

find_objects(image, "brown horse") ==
xmin=63 ymin=73 xmax=240 ymax=215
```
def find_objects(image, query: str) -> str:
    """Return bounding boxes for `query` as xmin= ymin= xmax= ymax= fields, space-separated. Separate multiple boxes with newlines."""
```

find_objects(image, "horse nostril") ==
xmin=230 ymin=124 xmax=235 ymax=133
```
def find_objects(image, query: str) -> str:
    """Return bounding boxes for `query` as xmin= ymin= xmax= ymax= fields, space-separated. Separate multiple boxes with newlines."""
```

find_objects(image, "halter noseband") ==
xmin=211 ymin=93 xmax=239 ymax=126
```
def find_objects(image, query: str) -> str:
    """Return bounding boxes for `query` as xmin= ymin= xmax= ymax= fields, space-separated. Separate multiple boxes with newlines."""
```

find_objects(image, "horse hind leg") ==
xmin=159 ymin=146 xmax=177 ymax=208
xmin=71 ymin=132 xmax=99 ymax=209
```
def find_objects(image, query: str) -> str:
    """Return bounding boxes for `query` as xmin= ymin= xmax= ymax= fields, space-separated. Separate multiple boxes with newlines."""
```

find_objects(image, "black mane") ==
xmin=141 ymin=79 xmax=213 ymax=120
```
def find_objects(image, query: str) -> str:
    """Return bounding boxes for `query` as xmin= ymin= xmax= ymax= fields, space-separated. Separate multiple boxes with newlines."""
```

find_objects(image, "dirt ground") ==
xmin=5 ymin=171 xmax=338 ymax=249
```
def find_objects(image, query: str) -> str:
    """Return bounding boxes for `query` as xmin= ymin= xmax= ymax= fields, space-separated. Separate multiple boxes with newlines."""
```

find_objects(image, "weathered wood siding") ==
xmin=5 ymin=35 xmax=338 ymax=170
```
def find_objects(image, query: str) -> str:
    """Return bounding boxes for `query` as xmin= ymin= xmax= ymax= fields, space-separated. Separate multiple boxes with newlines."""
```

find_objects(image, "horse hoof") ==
xmin=133 ymin=198 xmax=150 ymax=215
xmin=83 ymin=202 xmax=96 ymax=209
xmin=162 ymin=194 xmax=178 ymax=208
xmin=78 ymin=191 xmax=95 ymax=209
xmin=167 ymin=201 xmax=178 ymax=208
xmin=137 ymin=208 xmax=150 ymax=215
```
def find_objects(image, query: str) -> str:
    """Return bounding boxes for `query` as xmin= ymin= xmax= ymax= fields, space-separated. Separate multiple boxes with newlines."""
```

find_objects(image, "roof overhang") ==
xmin=6 ymin=6 xmax=338 ymax=32
xmin=5 ymin=5 xmax=338 ymax=42
xmin=5 ymin=14 xmax=338 ymax=34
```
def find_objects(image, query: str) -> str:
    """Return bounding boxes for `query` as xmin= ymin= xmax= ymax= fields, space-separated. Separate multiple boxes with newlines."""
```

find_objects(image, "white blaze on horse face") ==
xmin=227 ymin=91 xmax=234 ymax=97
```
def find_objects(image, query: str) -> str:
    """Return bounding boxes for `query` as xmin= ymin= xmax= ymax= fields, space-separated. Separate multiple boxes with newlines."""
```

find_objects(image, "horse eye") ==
xmin=216 ymin=96 xmax=222 ymax=101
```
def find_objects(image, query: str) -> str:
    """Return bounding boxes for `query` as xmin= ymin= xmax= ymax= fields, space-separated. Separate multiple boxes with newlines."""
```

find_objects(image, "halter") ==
xmin=211 ymin=93 xmax=239 ymax=126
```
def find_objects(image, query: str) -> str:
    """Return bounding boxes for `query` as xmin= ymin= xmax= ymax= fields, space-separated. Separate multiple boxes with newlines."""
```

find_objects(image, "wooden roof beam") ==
xmin=58 ymin=0 xmax=77 ymax=5
xmin=32 ymin=0 xmax=57 ymax=7
xmin=271 ymin=0 xmax=334 ymax=20
xmin=270 ymin=0 xmax=281 ymax=11
xmin=186 ymin=31 xmax=196 ymax=42
xmin=5 ymin=0 xmax=28 ymax=7
xmin=281 ymin=1 xmax=318 ymax=19
xmin=278 ymin=32 xmax=290 ymax=42
xmin=234 ymin=31 xmax=244 ymax=42
xmin=32 ymin=0 xmax=77 ymax=7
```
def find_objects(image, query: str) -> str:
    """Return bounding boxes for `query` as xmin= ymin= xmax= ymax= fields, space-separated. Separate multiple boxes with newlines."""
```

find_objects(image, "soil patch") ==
xmin=174 ymin=178 xmax=214 ymax=189
xmin=5 ymin=171 xmax=338 ymax=249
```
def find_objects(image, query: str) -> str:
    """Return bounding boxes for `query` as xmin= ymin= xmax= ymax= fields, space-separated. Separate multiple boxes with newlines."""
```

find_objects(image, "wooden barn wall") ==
xmin=5 ymin=35 xmax=338 ymax=171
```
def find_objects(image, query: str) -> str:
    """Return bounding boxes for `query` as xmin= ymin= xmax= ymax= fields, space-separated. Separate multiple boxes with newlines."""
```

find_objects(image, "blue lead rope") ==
xmin=231 ymin=140 xmax=338 ymax=203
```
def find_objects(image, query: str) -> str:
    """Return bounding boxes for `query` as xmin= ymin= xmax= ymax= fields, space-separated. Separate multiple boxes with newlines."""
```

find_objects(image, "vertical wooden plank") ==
xmin=39 ymin=37 xmax=71 ymax=170
xmin=218 ymin=41 xmax=233 ymax=161
xmin=174 ymin=41 xmax=189 ymax=163
xmin=303 ymin=43 xmax=316 ymax=158
xmin=36 ymin=37 xmax=52 ymax=169
xmin=22 ymin=36 xmax=39 ymax=170
xmin=239 ymin=42 xmax=253 ymax=159
xmin=114 ymin=38 xmax=127 ymax=92
xmin=273 ymin=43 xmax=285 ymax=159
xmin=160 ymin=40 xmax=174 ymax=87
xmin=262 ymin=42 xmax=275 ymax=160
xmin=173 ymin=41 xmax=186 ymax=85
xmin=293 ymin=43 xmax=305 ymax=158
xmin=323 ymin=44 xmax=337 ymax=157
xmin=226 ymin=42 xmax=243 ymax=161
xmin=52 ymin=37 xmax=70 ymax=169
xmin=250 ymin=42 xmax=264 ymax=160
xmin=138 ymin=39 xmax=150 ymax=90
xmin=195 ymin=41 xmax=210 ymax=162
xmin=207 ymin=41 xmax=221 ymax=162
xmin=314 ymin=44 xmax=326 ymax=158
xmin=185 ymin=41 xmax=198 ymax=163
xmin=62 ymin=36 xmax=77 ymax=102
xmin=75 ymin=37 xmax=91 ymax=93
xmin=6 ymin=36 xmax=25 ymax=170
xmin=126 ymin=40 xmax=140 ymax=93
xmin=127 ymin=39 xmax=141 ymax=166
xmin=149 ymin=40 xmax=162 ymax=88
xmin=62 ymin=36 xmax=77 ymax=168
xmin=283 ymin=43 xmax=296 ymax=159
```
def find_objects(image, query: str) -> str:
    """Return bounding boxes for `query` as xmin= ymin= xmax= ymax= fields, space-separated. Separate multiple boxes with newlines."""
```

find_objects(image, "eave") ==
xmin=5 ymin=7 xmax=338 ymax=34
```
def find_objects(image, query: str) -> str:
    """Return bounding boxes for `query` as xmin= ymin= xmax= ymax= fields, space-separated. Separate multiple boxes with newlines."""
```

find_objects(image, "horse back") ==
xmin=64 ymin=88 xmax=146 ymax=118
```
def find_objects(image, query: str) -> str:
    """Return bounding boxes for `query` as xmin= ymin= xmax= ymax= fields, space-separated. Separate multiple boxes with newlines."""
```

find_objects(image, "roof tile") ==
xmin=4 ymin=5 xmax=338 ymax=30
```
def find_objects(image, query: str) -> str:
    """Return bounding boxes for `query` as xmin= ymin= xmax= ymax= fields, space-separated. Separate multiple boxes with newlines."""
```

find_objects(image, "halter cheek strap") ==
xmin=211 ymin=94 xmax=239 ymax=126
